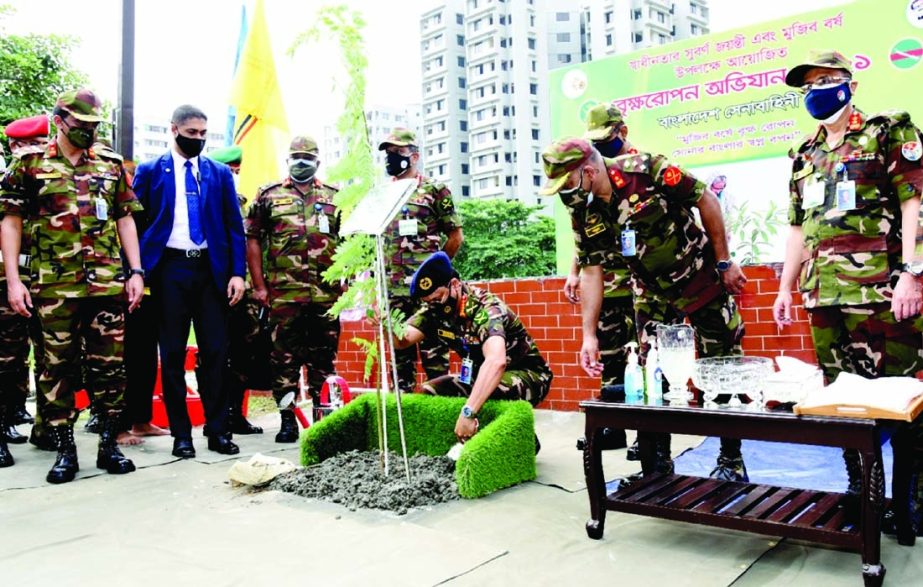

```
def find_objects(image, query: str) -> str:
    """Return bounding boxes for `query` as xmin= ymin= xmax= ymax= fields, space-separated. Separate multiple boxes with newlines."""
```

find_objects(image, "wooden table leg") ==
xmin=860 ymin=445 xmax=886 ymax=587
xmin=582 ymin=422 xmax=607 ymax=539
xmin=890 ymin=425 xmax=917 ymax=546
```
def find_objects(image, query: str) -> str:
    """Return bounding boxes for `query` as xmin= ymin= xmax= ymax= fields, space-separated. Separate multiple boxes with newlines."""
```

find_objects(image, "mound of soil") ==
xmin=270 ymin=450 xmax=459 ymax=515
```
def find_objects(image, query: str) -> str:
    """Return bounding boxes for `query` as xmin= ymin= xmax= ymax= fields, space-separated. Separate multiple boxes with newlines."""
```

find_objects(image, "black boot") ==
xmin=96 ymin=417 xmax=136 ymax=474
xmin=652 ymin=434 xmax=675 ymax=475
xmin=229 ymin=402 xmax=263 ymax=435
xmin=710 ymin=438 xmax=749 ymax=482
xmin=2 ymin=406 xmax=26 ymax=444
xmin=274 ymin=409 xmax=299 ymax=443
xmin=0 ymin=408 xmax=13 ymax=467
xmin=626 ymin=439 xmax=640 ymax=461
xmin=29 ymin=423 xmax=56 ymax=451
xmin=84 ymin=412 xmax=100 ymax=434
xmin=47 ymin=425 xmax=79 ymax=484
xmin=11 ymin=403 xmax=34 ymax=425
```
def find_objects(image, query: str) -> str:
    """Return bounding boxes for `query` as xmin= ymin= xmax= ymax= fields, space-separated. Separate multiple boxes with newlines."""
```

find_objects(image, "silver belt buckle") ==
xmin=186 ymin=249 xmax=202 ymax=258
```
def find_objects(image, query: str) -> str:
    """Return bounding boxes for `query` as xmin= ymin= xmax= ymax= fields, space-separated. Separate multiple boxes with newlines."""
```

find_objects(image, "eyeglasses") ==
xmin=799 ymin=76 xmax=851 ymax=94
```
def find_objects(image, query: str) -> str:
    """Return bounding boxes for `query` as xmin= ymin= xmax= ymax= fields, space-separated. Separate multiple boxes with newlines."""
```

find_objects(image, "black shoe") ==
xmin=29 ymin=426 xmax=57 ymax=452
xmin=46 ymin=425 xmax=79 ymax=484
xmin=229 ymin=414 xmax=263 ymax=435
xmin=597 ymin=427 xmax=627 ymax=451
xmin=274 ymin=410 xmax=299 ymax=443
xmin=172 ymin=438 xmax=196 ymax=459
xmin=2 ymin=412 xmax=27 ymax=444
xmin=626 ymin=439 xmax=640 ymax=461
xmin=11 ymin=406 xmax=34 ymax=425
xmin=96 ymin=418 xmax=135 ymax=474
xmin=207 ymin=433 xmax=240 ymax=455
xmin=617 ymin=471 xmax=646 ymax=491
xmin=84 ymin=413 xmax=100 ymax=434
xmin=0 ymin=409 xmax=12 ymax=467
xmin=709 ymin=455 xmax=749 ymax=482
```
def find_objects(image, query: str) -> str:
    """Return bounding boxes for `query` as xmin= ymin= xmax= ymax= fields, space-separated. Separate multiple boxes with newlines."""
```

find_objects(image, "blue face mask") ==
xmin=805 ymin=82 xmax=851 ymax=121
xmin=595 ymin=136 xmax=623 ymax=158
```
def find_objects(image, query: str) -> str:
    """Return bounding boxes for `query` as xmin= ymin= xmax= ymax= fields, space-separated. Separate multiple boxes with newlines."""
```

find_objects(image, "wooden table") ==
xmin=579 ymin=398 xmax=918 ymax=587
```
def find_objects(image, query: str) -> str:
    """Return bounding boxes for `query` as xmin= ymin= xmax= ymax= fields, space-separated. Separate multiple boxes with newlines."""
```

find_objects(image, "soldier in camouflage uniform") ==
xmin=379 ymin=128 xmax=464 ymax=393
xmin=396 ymin=252 xmax=551 ymax=447
xmin=0 ymin=89 xmax=143 ymax=482
xmin=246 ymin=136 xmax=341 ymax=443
xmin=541 ymin=135 xmax=750 ymax=481
xmin=772 ymin=50 xmax=923 ymax=496
xmin=0 ymin=116 xmax=50 ymax=466
xmin=209 ymin=144 xmax=265 ymax=435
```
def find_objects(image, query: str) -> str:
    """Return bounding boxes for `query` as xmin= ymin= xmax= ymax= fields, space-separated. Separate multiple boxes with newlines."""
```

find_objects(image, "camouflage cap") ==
xmin=410 ymin=251 xmax=457 ymax=299
xmin=209 ymin=144 xmax=243 ymax=165
xmin=583 ymin=103 xmax=624 ymax=142
xmin=377 ymin=127 xmax=417 ymax=150
xmin=289 ymin=135 xmax=319 ymax=155
xmin=55 ymin=88 xmax=104 ymax=122
xmin=539 ymin=137 xmax=593 ymax=196
xmin=785 ymin=49 xmax=854 ymax=88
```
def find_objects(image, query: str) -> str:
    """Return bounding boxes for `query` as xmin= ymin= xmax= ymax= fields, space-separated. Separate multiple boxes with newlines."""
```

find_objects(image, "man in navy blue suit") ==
xmin=132 ymin=105 xmax=246 ymax=458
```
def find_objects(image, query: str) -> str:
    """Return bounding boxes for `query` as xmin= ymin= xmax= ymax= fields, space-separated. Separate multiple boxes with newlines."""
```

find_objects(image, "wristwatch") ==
xmin=129 ymin=268 xmax=146 ymax=279
xmin=901 ymin=261 xmax=923 ymax=277
xmin=461 ymin=405 xmax=477 ymax=419
xmin=716 ymin=259 xmax=733 ymax=273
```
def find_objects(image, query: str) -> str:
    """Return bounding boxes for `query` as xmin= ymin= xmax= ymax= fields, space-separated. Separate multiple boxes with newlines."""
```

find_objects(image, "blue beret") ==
xmin=410 ymin=251 xmax=456 ymax=299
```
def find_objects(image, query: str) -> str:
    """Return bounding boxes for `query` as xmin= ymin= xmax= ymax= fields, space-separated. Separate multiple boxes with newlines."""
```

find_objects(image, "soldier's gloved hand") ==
xmin=720 ymin=261 xmax=747 ymax=295
xmin=892 ymin=273 xmax=923 ymax=321
xmin=564 ymin=272 xmax=581 ymax=304
xmin=7 ymin=279 xmax=32 ymax=318
xmin=772 ymin=291 xmax=793 ymax=329
xmin=580 ymin=336 xmax=604 ymax=378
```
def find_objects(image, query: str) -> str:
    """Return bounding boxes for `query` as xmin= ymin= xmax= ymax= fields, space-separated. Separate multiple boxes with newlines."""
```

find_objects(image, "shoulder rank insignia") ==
xmin=662 ymin=166 xmax=683 ymax=187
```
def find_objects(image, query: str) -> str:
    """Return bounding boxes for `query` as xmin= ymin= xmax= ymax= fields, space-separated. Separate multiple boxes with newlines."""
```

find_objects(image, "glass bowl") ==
xmin=692 ymin=356 xmax=774 ymax=406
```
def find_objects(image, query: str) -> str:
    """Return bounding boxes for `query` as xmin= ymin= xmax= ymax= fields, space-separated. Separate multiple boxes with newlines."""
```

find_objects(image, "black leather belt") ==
xmin=164 ymin=247 xmax=207 ymax=259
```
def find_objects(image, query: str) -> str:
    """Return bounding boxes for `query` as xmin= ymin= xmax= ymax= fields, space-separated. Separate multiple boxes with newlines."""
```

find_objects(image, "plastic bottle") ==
xmin=624 ymin=342 xmax=644 ymax=401
xmin=645 ymin=337 xmax=663 ymax=399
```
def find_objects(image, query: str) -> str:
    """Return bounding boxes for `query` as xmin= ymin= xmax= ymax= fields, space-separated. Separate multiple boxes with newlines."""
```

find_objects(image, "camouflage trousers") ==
xmin=391 ymin=296 xmax=450 ymax=393
xmin=270 ymin=301 xmax=339 ymax=404
xmin=634 ymin=289 xmax=745 ymax=460
xmin=807 ymin=302 xmax=923 ymax=382
xmin=0 ymin=289 xmax=32 ymax=409
xmin=35 ymin=296 xmax=127 ymax=426
xmin=421 ymin=362 xmax=553 ymax=407
xmin=598 ymin=296 xmax=637 ymax=388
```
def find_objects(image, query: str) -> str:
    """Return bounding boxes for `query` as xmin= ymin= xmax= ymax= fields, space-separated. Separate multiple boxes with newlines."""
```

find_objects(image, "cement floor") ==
xmin=2 ymin=407 xmax=922 ymax=586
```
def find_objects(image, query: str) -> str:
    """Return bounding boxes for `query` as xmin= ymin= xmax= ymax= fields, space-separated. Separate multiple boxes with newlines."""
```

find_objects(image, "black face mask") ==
xmin=386 ymin=151 xmax=412 ymax=177
xmin=62 ymin=121 xmax=95 ymax=149
xmin=176 ymin=134 xmax=206 ymax=158
xmin=595 ymin=136 xmax=624 ymax=158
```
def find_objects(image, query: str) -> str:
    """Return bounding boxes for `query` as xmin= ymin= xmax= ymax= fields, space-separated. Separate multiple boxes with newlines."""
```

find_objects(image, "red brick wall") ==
xmin=334 ymin=264 xmax=817 ymax=412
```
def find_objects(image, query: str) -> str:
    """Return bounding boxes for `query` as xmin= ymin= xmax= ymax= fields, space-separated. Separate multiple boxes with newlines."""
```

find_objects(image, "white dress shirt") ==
xmin=166 ymin=148 xmax=208 ymax=250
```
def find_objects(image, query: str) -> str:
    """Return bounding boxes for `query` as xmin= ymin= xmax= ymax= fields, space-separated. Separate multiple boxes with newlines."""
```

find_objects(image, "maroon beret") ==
xmin=5 ymin=115 xmax=50 ymax=140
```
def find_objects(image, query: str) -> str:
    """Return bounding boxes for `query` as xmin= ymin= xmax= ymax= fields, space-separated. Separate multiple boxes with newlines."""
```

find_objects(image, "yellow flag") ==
xmin=229 ymin=0 xmax=288 ymax=200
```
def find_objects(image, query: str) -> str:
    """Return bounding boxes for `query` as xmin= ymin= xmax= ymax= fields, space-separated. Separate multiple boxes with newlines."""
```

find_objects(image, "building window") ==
xmin=504 ymin=153 xmax=512 ymax=162
xmin=691 ymin=24 xmax=700 ymax=35
xmin=460 ymin=120 xmax=468 ymax=131
xmin=529 ymin=83 xmax=538 ymax=95
xmin=460 ymin=142 xmax=468 ymax=153
xmin=461 ymin=163 xmax=469 ymax=174
xmin=605 ymin=34 xmax=612 ymax=46
xmin=505 ymin=176 xmax=512 ymax=186
xmin=531 ymin=129 xmax=539 ymax=140
xmin=462 ymin=185 xmax=470 ymax=196
xmin=527 ymin=37 xmax=536 ymax=50
xmin=457 ymin=56 xmax=465 ymax=67
xmin=533 ymin=175 xmax=541 ymax=187
xmin=457 ymin=13 xmax=464 ymax=24
xmin=558 ymin=54 xmax=571 ymax=64
xmin=657 ymin=11 xmax=666 ymax=23
xmin=555 ymin=12 xmax=569 ymax=21
xmin=633 ymin=32 xmax=643 ymax=43
xmin=459 ymin=77 xmax=466 ymax=88
xmin=459 ymin=99 xmax=467 ymax=110
xmin=499 ymin=15 xmax=506 ymax=25
xmin=556 ymin=32 xmax=571 ymax=42
xmin=532 ymin=105 xmax=538 ymax=117
xmin=457 ymin=34 xmax=464 ymax=46
xmin=632 ymin=9 xmax=642 ymax=19
xmin=604 ymin=11 xmax=612 ymax=24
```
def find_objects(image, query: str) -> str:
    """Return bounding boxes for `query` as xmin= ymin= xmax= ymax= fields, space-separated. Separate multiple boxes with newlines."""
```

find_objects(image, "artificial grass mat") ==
xmin=300 ymin=393 xmax=536 ymax=498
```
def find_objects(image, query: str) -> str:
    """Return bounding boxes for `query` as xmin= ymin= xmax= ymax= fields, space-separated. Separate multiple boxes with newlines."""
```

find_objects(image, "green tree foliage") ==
xmin=452 ymin=199 xmax=556 ymax=280
xmin=0 ymin=5 xmax=87 ymax=136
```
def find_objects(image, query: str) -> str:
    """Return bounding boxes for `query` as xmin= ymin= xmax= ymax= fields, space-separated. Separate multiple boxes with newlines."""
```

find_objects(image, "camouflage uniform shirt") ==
xmin=245 ymin=177 xmax=341 ymax=304
xmin=559 ymin=188 xmax=632 ymax=299
xmin=788 ymin=109 xmax=923 ymax=309
xmin=385 ymin=175 xmax=462 ymax=296
xmin=606 ymin=152 xmax=722 ymax=312
xmin=0 ymin=141 xmax=141 ymax=298
xmin=408 ymin=283 xmax=549 ymax=375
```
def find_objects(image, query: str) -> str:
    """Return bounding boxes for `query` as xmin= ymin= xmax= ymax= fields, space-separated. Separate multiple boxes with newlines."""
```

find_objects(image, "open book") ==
xmin=794 ymin=372 xmax=923 ymax=421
